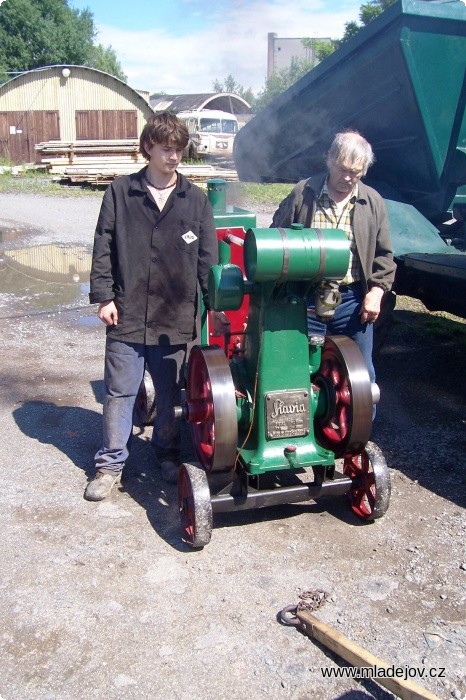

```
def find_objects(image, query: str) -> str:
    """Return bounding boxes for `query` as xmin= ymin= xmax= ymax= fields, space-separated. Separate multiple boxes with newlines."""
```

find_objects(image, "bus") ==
xmin=177 ymin=109 xmax=238 ymax=159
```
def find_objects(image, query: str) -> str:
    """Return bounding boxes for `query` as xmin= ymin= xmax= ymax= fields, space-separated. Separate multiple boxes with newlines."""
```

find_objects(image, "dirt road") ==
xmin=0 ymin=192 xmax=465 ymax=700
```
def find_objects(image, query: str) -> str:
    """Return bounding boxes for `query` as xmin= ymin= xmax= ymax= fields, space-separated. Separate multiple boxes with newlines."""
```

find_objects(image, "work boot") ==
xmin=160 ymin=460 xmax=180 ymax=484
xmin=84 ymin=471 xmax=122 ymax=501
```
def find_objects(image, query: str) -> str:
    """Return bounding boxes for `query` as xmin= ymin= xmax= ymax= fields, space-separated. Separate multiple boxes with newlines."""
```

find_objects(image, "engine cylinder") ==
xmin=244 ymin=226 xmax=349 ymax=283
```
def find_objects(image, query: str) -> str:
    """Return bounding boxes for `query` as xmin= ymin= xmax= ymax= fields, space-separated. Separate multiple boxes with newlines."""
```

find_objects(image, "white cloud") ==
xmin=96 ymin=0 xmax=361 ymax=95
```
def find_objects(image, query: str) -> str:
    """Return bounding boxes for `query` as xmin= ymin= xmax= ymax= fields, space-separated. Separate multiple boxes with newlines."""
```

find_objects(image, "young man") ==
xmin=271 ymin=129 xmax=396 ymax=389
xmin=85 ymin=112 xmax=218 ymax=500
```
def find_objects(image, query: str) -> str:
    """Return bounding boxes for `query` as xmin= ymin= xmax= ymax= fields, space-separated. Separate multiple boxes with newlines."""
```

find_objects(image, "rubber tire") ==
xmin=344 ymin=441 xmax=391 ymax=521
xmin=178 ymin=462 xmax=213 ymax=548
xmin=134 ymin=369 xmax=156 ymax=427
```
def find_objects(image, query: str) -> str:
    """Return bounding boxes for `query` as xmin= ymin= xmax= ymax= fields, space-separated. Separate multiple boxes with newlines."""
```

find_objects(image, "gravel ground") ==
xmin=0 ymin=191 xmax=465 ymax=700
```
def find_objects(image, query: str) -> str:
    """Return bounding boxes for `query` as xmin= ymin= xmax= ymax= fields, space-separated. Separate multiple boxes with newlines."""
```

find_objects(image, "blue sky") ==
xmin=68 ymin=0 xmax=362 ymax=95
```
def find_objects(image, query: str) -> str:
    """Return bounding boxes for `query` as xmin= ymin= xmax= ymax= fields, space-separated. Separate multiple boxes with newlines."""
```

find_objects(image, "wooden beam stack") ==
xmin=35 ymin=139 xmax=237 ymax=185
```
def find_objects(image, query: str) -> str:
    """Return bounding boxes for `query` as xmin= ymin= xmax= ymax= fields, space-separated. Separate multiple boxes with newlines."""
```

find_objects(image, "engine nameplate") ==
xmin=265 ymin=390 xmax=310 ymax=439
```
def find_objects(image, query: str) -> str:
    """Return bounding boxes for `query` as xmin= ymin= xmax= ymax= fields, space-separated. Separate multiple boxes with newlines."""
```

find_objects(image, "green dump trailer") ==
xmin=234 ymin=0 xmax=466 ymax=316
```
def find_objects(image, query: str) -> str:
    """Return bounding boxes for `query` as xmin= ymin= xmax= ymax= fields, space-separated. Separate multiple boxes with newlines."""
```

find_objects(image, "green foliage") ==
xmin=212 ymin=75 xmax=254 ymax=106
xmin=234 ymin=182 xmax=294 ymax=206
xmin=213 ymin=74 xmax=242 ymax=93
xmin=0 ymin=0 xmax=126 ymax=81
xmin=341 ymin=0 xmax=396 ymax=43
xmin=254 ymin=56 xmax=315 ymax=110
xmin=89 ymin=44 xmax=127 ymax=82
xmin=212 ymin=1 xmax=398 ymax=114
xmin=360 ymin=0 xmax=395 ymax=24
xmin=300 ymin=1 xmax=397 ymax=67
xmin=301 ymin=37 xmax=337 ymax=63
xmin=0 ymin=0 xmax=94 ymax=71
xmin=426 ymin=316 xmax=466 ymax=348
xmin=0 ymin=168 xmax=101 ymax=196
xmin=0 ymin=170 xmax=292 ymax=208
xmin=395 ymin=296 xmax=466 ymax=348
xmin=340 ymin=20 xmax=361 ymax=42
xmin=313 ymin=40 xmax=339 ymax=62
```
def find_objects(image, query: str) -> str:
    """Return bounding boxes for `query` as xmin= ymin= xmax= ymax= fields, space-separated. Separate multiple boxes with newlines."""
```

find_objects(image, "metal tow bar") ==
xmin=279 ymin=605 xmax=441 ymax=700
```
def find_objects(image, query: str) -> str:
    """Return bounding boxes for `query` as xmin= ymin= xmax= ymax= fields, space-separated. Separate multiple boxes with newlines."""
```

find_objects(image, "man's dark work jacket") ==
xmin=89 ymin=168 xmax=218 ymax=345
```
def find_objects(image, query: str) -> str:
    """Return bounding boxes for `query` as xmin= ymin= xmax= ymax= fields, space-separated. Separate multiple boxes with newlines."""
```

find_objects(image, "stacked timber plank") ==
xmin=36 ymin=139 xmax=145 ymax=184
xmin=35 ymin=139 xmax=237 ymax=185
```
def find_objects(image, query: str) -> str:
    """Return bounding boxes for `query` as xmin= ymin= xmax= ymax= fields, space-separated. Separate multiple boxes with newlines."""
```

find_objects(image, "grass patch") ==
xmin=425 ymin=315 xmax=466 ymax=346
xmin=234 ymin=181 xmax=294 ymax=206
xmin=394 ymin=295 xmax=466 ymax=347
xmin=0 ymin=168 xmax=294 ymax=206
xmin=0 ymin=169 xmax=103 ymax=197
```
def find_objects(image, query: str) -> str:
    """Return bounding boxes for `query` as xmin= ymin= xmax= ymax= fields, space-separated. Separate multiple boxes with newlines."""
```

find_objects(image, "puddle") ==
xmin=77 ymin=314 xmax=101 ymax=328
xmin=0 ymin=242 xmax=93 ymax=317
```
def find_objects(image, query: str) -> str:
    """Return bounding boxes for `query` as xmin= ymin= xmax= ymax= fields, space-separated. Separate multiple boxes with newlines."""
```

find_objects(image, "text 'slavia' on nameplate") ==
xmin=265 ymin=390 xmax=310 ymax=439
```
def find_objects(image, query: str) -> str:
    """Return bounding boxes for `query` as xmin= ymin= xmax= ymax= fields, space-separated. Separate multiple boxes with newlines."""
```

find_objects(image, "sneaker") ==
xmin=84 ymin=471 xmax=122 ymax=501
xmin=160 ymin=460 xmax=180 ymax=484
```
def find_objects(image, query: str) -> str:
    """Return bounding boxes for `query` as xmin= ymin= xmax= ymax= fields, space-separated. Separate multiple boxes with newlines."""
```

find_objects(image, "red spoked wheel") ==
xmin=343 ymin=441 xmax=391 ymax=521
xmin=178 ymin=462 xmax=213 ymax=548
xmin=186 ymin=345 xmax=238 ymax=473
xmin=314 ymin=336 xmax=373 ymax=458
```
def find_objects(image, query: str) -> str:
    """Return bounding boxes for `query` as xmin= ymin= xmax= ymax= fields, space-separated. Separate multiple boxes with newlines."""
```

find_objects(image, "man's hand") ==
xmin=360 ymin=286 xmax=384 ymax=324
xmin=98 ymin=300 xmax=118 ymax=326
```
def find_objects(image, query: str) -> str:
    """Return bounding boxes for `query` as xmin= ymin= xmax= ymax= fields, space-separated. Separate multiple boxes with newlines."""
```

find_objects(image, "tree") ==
xmin=301 ymin=0 xmax=397 ymax=68
xmin=339 ymin=21 xmax=361 ymax=43
xmin=254 ymin=1 xmax=395 ymax=112
xmin=212 ymin=74 xmax=254 ymax=106
xmin=301 ymin=38 xmax=339 ymax=63
xmin=0 ymin=0 xmax=126 ymax=82
xmin=210 ymin=0 xmax=397 ymax=113
xmin=254 ymin=56 xmax=315 ymax=110
xmin=340 ymin=0 xmax=396 ymax=43
xmin=89 ymin=44 xmax=127 ymax=82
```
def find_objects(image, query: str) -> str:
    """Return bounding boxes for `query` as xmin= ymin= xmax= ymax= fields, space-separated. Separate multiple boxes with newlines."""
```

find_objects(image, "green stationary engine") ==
xmin=178 ymin=204 xmax=390 ymax=547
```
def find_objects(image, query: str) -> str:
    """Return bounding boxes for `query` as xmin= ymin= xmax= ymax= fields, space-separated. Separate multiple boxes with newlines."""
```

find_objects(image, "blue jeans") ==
xmin=95 ymin=338 xmax=187 ymax=474
xmin=308 ymin=283 xmax=375 ymax=384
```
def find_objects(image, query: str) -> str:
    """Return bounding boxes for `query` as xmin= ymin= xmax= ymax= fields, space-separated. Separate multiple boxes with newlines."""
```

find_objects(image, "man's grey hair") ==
xmin=326 ymin=130 xmax=375 ymax=175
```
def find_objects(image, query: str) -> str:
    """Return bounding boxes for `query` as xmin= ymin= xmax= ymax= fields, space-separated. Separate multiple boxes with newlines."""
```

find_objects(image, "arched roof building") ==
xmin=150 ymin=92 xmax=251 ymax=117
xmin=0 ymin=65 xmax=154 ymax=164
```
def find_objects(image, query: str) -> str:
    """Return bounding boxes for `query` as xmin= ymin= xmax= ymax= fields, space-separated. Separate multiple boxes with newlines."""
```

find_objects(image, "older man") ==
xmin=271 ymin=129 xmax=396 ymax=389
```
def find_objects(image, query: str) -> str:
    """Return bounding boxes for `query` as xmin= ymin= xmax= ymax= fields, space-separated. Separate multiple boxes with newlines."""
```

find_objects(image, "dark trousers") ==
xmin=95 ymin=338 xmax=187 ymax=474
xmin=308 ymin=283 xmax=375 ymax=384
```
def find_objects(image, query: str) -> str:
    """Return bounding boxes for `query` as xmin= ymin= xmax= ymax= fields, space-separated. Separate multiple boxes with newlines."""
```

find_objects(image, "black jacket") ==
xmin=89 ymin=167 xmax=218 ymax=344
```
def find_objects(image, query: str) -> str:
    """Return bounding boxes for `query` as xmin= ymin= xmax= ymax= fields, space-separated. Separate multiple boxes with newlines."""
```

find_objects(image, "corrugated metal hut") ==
xmin=0 ymin=65 xmax=154 ymax=165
